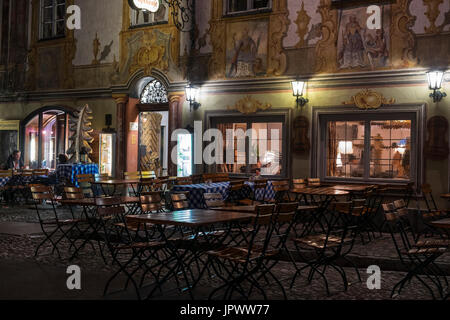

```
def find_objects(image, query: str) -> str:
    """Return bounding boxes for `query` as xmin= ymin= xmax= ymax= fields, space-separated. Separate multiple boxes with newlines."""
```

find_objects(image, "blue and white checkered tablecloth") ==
xmin=0 ymin=177 xmax=10 ymax=188
xmin=56 ymin=163 xmax=99 ymax=187
xmin=172 ymin=181 xmax=275 ymax=209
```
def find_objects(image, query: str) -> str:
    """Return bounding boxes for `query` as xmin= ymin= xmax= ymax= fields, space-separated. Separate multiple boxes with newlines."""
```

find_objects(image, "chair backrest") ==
xmin=139 ymin=178 xmax=155 ymax=194
xmin=393 ymin=199 xmax=407 ymax=210
xmin=95 ymin=197 xmax=125 ymax=217
xmin=30 ymin=185 xmax=54 ymax=201
xmin=229 ymin=179 xmax=245 ymax=191
xmin=124 ymin=171 xmax=141 ymax=180
xmin=307 ymin=178 xmax=321 ymax=187
xmin=244 ymin=204 xmax=277 ymax=259
xmin=140 ymin=191 xmax=164 ymax=213
xmin=203 ymin=193 xmax=225 ymax=208
xmin=292 ymin=178 xmax=306 ymax=190
xmin=272 ymin=180 xmax=290 ymax=202
xmin=141 ymin=171 xmax=156 ymax=179
xmin=76 ymin=174 xmax=94 ymax=183
xmin=0 ymin=170 xmax=12 ymax=178
xmin=33 ymin=169 xmax=49 ymax=176
xmin=64 ymin=187 xmax=84 ymax=200
xmin=212 ymin=173 xmax=229 ymax=183
xmin=176 ymin=176 xmax=192 ymax=185
xmin=275 ymin=202 xmax=298 ymax=223
xmin=334 ymin=201 xmax=352 ymax=214
xmin=191 ymin=174 xmax=203 ymax=184
xmin=352 ymin=198 xmax=366 ymax=208
xmin=253 ymin=179 xmax=268 ymax=191
xmin=95 ymin=173 xmax=110 ymax=180
xmin=170 ymin=192 xmax=190 ymax=210
xmin=20 ymin=170 xmax=34 ymax=177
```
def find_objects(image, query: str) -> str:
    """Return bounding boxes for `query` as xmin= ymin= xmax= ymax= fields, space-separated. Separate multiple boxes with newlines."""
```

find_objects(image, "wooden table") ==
xmin=59 ymin=196 xmax=140 ymax=206
xmin=430 ymin=218 xmax=450 ymax=229
xmin=126 ymin=209 xmax=254 ymax=299
xmin=331 ymin=185 xmax=373 ymax=192
xmin=210 ymin=205 xmax=318 ymax=214
xmin=441 ymin=194 xmax=450 ymax=199
xmin=92 ymin=179 xmax=141 ymax=196
xmin=127 ymin=209 xmax=254 ymax=227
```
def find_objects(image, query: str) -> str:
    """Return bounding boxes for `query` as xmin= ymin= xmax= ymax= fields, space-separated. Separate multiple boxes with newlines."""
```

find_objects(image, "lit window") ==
xmin=40 ymin=0 xmax=66 ymax=40
xmin=140 ymin=80 xmax=168 ymax=104
xmin=322 ymin=116 xmax=415 ymax=182
xmin=213 ymin=116 xmax=285 ymax=177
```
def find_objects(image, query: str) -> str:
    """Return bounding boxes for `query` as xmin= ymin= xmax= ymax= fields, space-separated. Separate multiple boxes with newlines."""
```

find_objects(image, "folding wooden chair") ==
xmin=227 ymin=180 xmax=246 ymax=204
xmin=76 ymin=174 xmax=95 ymax=198
xmin=31 ymin=186 xmax=87 ymax=259
xmin=33 ymin=169 xmax=49 ymax=176
xmin=268 ymin=180 xmax=290 ymax=204
xmin=382 ymin=203 xmax=449 ymax=299
xmin=204 ymin=204 xmax=278 ymax=300
xmin=239 ymin=179 xmax=267 ymax=205
xmin=170 ymin=192 xmax=190 ymax=211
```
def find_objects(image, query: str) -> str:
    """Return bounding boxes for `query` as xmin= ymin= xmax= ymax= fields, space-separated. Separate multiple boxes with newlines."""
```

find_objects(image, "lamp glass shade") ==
xmin=336 ymin=153 xmax=343 ymax=167
xmin=185 ymin=85 xmax=199 ymax=102
xmin=427 ymin=71 xmax=444 ymax=90
xmin=338 ymin=141 xmax=353 ymax=154
xmin=291 ymin=81 xmax=306 ymax=96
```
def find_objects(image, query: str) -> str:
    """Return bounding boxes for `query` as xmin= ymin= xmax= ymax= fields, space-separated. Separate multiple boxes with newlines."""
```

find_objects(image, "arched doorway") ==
xmin=21 ymin=106 xmax=74 ymax=169
xmin=137 ymin=78 xmax=170 ymax=176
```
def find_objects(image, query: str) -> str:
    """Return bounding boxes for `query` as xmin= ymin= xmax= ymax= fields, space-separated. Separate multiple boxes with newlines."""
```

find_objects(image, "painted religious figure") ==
xmin=337 ymin=6 xmax=390 ymax=70
xmin=226 ymin=19 xmax=268 ymax=78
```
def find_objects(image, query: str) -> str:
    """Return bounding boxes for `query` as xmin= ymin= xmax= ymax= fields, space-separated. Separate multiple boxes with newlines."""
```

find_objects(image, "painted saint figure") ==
xmin=339 ymin=15 xmax=366 ymax=69
xmin=228 ymin=27 xmax=260 ymax=78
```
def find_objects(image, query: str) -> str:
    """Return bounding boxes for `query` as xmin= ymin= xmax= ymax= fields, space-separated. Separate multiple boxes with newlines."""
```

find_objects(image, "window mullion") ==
xmin=364 ymin=120 xmax=371 ymax=181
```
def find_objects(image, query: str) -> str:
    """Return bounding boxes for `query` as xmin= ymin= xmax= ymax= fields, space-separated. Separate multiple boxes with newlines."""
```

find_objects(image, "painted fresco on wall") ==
xmin=337 ymin=6 xmax=391 ymax=70
xmin=226 ymin=19 xmax=268 ymax=78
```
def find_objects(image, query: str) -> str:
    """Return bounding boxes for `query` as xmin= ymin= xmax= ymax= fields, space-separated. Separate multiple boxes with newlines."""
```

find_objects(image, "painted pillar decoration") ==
xmin=66 ymin=104 xmax=94 ymax=163
xmin=168 ymin=94 xmax=182 ymax=176
xmin=113 ymin=94 xmax=129 ymax=177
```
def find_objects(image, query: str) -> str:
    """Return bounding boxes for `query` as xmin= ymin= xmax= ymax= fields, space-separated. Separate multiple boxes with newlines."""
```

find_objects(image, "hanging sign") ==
xmin=128 ymin=0 xmax=160 ymax=12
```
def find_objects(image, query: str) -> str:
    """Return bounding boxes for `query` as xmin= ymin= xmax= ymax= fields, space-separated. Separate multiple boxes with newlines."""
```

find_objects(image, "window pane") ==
xmin=253 ymin=0 xmax=269 ymax=9
xmin=25 ymin=116 xmax=39 ymax=169
xmin=56 ymin=20 xmax=65 ymax=36
xmin=42 ymin=23 xmax=53 ymax=39
xmin=217 ymin=123 xmax=247 ymax=174
xmin=251 ymin=122 xmax=282 ymax=176
xmin=228 ymin=0 xmax=248 ymax=12
xmin=327 ymin=121 xmax=365 ymax=178
xmin=370 ymin=120 xmax=411 ymax=179
xmin=56 ymin=4 xmax=66 ymax=20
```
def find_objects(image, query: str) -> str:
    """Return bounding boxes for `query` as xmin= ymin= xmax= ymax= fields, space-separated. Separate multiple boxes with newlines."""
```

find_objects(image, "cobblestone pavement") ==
xmin=0 ymin=205 xmax=449 ymax=300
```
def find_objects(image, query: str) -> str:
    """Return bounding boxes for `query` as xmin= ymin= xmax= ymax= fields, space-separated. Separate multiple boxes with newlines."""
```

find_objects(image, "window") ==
xmin=225 ymin=0 xmax=271 ymax=15
xmin=212 ymin=115 xmax=286 ymax=177
xmin=130 ymin=3 xmax=169 ymax=27
xmin=140 ymin=79 xmax=168 ymax=104
xmin=40 ymin=0 xmax=66 ymax=40
xmin=315 ymin=109 xmax=422 ymax=184
xmin=24 ymin=108 xmax=71 ymax=170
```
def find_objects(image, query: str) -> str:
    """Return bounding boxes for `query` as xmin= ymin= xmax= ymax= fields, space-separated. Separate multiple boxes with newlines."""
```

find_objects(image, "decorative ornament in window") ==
xmin=140 ymin=80 xmax=168 ymax=104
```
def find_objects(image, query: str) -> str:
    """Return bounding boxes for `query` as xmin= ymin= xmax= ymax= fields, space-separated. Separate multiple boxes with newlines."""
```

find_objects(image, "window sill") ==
xmin=129 ymin=21 xmax=169 ymax=30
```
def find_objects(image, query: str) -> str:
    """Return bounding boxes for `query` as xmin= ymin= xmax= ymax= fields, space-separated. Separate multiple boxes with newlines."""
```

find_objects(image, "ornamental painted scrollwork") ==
xmin=423 ymin=0 xmax=444 ymax=34
xmin=227 ymin=96 xmax=272 ymax=114
xmin=314 ymin=0 xmax=337 ymax=73
xmin=342 ymin=89 xmax=395 ymax=110
xmin=129 ymin=31 xmax=169 ymax=76
xmin=294 ymin=2 xmax=311 ymax=48
xmin=391 ymin=0 xmax=418 ymax=68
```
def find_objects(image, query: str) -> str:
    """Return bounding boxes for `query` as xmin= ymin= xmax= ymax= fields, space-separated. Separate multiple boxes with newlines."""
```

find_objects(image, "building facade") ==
xmin=0 ymin=0 xmax=449 ymax=202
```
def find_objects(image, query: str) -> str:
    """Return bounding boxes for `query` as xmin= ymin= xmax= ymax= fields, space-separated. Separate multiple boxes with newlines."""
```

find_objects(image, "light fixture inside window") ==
xmin=291 ymin=80 xmax=308 ymax=108
xmin=185 ymin=83 xmax=201 ymax=112
xmin=427 ymin=71 xmax=446 ymax=102
xmin=338 ymin=141 xmax=353 ymax=155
